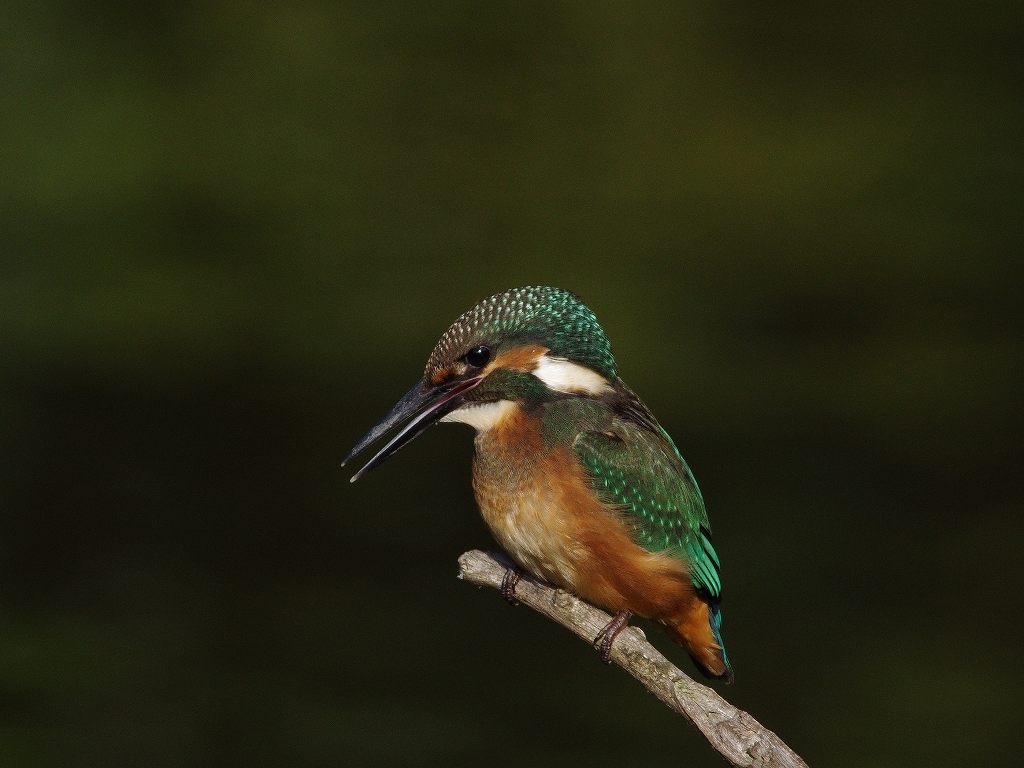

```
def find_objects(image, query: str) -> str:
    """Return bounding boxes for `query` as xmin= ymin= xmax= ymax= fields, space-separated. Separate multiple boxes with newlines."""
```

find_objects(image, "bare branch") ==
xmin=458 ymin=549 xmax=808 ymax=768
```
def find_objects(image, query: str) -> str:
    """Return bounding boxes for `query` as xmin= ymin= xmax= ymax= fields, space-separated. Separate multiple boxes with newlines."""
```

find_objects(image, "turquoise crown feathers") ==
xmin=425 ymin=287 xmax=617 ymax=380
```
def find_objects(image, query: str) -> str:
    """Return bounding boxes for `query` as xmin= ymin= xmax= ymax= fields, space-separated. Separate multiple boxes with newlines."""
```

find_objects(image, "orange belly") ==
xmin=471 ymin=405 xmax=696 ymax=621
xmin=471 ymin=404 xmax=729 ymax=678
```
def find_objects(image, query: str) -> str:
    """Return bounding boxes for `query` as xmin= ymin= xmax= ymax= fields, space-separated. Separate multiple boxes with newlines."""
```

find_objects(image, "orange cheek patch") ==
xmin=430 ymin=367 xmax=453 ymax=386
xmin=486 ymin=344 xmax=548 ymax=374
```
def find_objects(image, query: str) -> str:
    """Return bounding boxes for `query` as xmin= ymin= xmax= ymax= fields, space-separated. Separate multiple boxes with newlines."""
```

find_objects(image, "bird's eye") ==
xmin=465 ymin=346 xmax=491 ymax=368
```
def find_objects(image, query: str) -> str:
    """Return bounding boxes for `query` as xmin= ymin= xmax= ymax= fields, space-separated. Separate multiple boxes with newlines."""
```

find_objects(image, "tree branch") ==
xmin=457 ymin=549 xmax=808 ymax=768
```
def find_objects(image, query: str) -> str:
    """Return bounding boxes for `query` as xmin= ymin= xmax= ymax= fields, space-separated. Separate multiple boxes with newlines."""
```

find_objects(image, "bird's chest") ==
xmin=471 ymin=422 xmax=584 ymax=589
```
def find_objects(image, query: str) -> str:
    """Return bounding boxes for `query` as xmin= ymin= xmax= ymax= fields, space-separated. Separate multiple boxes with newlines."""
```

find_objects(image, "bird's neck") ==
xmin=440 ymin=399 xmax=518 ymax=432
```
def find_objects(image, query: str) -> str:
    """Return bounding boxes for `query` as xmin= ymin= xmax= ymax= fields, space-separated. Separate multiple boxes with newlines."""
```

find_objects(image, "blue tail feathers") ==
xmin=708 ymin=603 xmax=734 ymax=683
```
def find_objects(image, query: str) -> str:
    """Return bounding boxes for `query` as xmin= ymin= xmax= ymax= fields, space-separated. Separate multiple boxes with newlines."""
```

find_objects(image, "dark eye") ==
xmin=465 ymin=345 xmax=491 ymax=368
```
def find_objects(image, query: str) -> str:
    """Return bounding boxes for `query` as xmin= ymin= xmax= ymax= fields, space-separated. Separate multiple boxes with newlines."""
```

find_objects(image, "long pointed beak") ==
xmin=342 ymin=376 xmax=483 ymax=483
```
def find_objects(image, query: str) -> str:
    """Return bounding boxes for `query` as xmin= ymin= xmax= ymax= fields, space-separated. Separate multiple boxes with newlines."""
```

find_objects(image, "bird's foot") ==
xmin=499 ymin=566 xmax=522 ymax=605
xmin=593 ymin=610 xmax=633 ymax=664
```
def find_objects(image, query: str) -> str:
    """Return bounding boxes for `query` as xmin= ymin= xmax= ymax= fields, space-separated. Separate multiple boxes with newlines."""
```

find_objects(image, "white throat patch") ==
xmin=440 ymin=400 xmax=516 ymax=432
xmin=532 ymin=355 xmax=613 ymax=395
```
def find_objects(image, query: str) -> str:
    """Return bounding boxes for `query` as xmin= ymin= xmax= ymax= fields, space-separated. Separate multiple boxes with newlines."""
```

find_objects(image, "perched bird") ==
xmin=344 ymin=287 xmax=732 ymax=682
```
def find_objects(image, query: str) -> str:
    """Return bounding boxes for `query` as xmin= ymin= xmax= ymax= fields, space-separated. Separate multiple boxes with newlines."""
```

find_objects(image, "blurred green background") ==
xmin=2 ymin=2 xmax=1021 ymax=767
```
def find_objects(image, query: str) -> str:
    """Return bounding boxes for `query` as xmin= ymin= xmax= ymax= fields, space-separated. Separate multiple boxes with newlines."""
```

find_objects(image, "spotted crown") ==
xmin=424 ymin=286 xmax=618 ymax=380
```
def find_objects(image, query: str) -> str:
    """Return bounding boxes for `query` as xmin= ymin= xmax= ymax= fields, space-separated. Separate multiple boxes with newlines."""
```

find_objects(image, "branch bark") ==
xmin=457 ymin=549 xmax=808 ymax=768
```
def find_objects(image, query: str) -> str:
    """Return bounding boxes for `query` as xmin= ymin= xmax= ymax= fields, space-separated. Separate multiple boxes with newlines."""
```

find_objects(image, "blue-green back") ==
xmin=541 ymin=393 xmax=723 ymax=600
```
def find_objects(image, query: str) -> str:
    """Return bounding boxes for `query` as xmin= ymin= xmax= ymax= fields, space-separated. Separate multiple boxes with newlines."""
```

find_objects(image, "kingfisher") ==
xmin=343 ymin=286 xmax=733 ymax=682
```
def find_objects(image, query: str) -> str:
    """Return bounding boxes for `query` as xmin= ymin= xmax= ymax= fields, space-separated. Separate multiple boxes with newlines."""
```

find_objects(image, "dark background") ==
xmin=2 ymin=3 xmax=1021 ymax=767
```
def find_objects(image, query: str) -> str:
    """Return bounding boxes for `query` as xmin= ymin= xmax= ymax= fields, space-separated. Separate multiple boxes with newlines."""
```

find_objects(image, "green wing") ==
xmin=572 ymin=410 xmax=723 ymax=600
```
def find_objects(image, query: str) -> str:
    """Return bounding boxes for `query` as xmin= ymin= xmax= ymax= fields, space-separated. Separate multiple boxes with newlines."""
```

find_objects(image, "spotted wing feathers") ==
xmin=573 ymin=399 xmax=723 ymax=600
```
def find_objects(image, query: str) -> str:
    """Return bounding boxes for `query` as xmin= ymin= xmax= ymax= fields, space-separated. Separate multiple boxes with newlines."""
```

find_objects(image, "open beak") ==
xmin=342 ymin=376 xmax=483 ymax=483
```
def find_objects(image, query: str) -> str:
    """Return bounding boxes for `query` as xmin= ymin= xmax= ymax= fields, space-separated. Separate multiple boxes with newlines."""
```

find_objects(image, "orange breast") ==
xmin=471 ymin=405 xmax=696 ymax=621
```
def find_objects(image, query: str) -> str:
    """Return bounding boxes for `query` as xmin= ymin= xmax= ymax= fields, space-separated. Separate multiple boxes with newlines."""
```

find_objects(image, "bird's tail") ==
xmin=665 ymin=598 xmax=734 ymax=683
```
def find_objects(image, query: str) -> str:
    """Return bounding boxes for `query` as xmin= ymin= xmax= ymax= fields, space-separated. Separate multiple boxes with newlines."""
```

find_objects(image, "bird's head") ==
xmin=343 ymin=286 xmax=618 ymax=481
